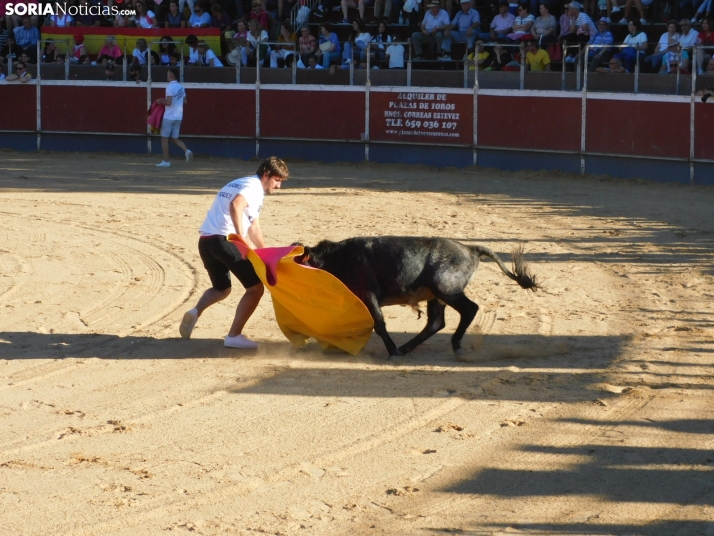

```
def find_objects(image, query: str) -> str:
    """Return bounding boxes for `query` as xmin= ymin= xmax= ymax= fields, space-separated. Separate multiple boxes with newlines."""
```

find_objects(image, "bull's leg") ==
xmin=361 ymin=292 xmax=399 ymax=357
xmin=438 ymin=292 xmax=478 ymax=354
xmin=397 ymin=299 xmax=446 ymax=356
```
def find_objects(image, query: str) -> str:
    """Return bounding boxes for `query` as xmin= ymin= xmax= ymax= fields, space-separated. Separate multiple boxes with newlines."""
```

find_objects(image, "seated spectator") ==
xmin=371 ymin=21 xmax=392 ymax=63
xmin=696 ymin=17 xmax=713 ymax=74
xmin=441 ymin=0 xmax=480 ymax=61
xmin=19 ymin=51 xmax=33 ymax=65
xmin=386 ymin=34 xmax=405 ymax=67
xmin=525 ymin=38 xmax=551 ymax=69
xmin=247 ymin=19 xmax=269 ymax=65
xmin=170 ymin=52 xmax=182 ymax=65
xmin=531 ymin=2 xmax=556 ymax=45
xmin=47 ymin=12 xmax=74 ymax=27
xmin=467 ymin=38 xmax=489 ymax=69
xmin=587 ymin=16 xmax=613 ymax=70
xmin=678 ymin=19 xmax=697 ymax=71
xmin=7 ymin=0 xmax=39 ymax=29
xmin=691 ymin=0 xmax=710 ymax=23
xmin=340 ymin=0 xmax=371 ymax=23
xmin=595 ymin=55 xmax=626 ymax=71
xmin=315 ymin=22 xmax=341 ymax=68
xmin=373 ymin=0 xmax=393 ymax=22
xmin=611 ymin=18 xmax=647 ymax=71
xmin=133 ymin=38 xmax=150 ymax=65
xmin=0 ymin=64 xmax=4 ymax=80
xmin=75 ymin=0 xmax=101 ymax=27
xmin=487 ymin=0 xmax=516 ymax=40
xmin=13 ymin=16 xmax=39 ymax=53
xmin=411 ymin=0 xmax=450 ymax=60
xmin=619 ymin=0 xmax=651 ymax=25
xmin=344 ymin=18 xmax=372 ymax=63
xmin=42 ymin=39 xmax=59 ymax=63
xmin=197 ymin=39 xmax=224 ymax=66
xmin=114 ymin=10 xmax=136 ymax=27
xmin=481 ymin=40 xmax=513 ymax=69
xmin=645 ymin=21 xmax=679 ymax=72
xmin=186 ymin=34 xmax=200 ymax=64
xmin=0 ymin=25 xmax=7 ymax=52
xmin=70 ymin=33 xmax=89 ymax=64
xmin=307 ymin=54 xmax=324 ymax=68
xmin=159 ymin=35 xmax=177 ymax=65
xmin=606 ymin=0 xmax=625 ymax=19
xmin=129 ymin=63 xmax=144 ymax=83
xmin=211 ymin=3 xmax=232 ymax=32
xmin=189 ymin=2 xmax=211 ymax=27
xmin=166 ymin=0 xmax=187 ymax=28
xmin=135 ymin=0 xmax=159 ymax=28
xmin=507 ymin=3 xmax=535 ymax=42
xmin=105 ymin=63 xmax=116 ymax=80
xmin=658 ymin=39 xmax=681 ymax=73
xmin=5 ymin=60 xmax=32 ymax=82
xmin=99 ymin=35 xmax=123 ymax=63
xmin=248 ymin=0 xmax=270 ymax=31
xmin=232 ymin=20 xmax=250 ymax=64
xmin=298 ymin=25 xmax=317 ymax=66
xmin=561 ymin=1 xmax=595 ymax=63
xmin=270 ymin=20 xmax=297 ymax=67
xmin=0 ymin=34 xmax=23 ymax=64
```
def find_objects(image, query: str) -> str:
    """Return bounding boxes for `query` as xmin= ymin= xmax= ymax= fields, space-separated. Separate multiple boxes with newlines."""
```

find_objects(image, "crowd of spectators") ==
xmin=2 ymin=0 xmax=714 ymax=79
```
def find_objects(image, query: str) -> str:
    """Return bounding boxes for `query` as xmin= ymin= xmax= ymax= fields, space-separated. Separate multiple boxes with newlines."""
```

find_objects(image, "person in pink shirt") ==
xmin=98 ymin=35 xmax=123 ymax=63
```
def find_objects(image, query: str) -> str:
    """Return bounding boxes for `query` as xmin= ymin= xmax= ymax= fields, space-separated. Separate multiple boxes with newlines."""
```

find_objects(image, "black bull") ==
xmin=296 ymin=236 xmax=539 ymax=358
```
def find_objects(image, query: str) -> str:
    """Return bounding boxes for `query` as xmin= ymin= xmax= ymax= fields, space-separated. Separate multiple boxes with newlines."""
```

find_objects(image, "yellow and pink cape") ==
xmin=228 ymin=235 xmax=374 ymax=355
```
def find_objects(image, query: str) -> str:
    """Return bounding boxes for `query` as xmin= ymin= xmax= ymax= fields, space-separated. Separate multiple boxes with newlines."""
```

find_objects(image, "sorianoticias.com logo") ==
xmin=4 ymin=2 xmax=136 ymax=16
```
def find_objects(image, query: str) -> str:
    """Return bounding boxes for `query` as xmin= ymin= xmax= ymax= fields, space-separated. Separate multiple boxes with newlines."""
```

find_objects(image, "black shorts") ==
xmin=198 ymin=235 xmax=261 ymax=291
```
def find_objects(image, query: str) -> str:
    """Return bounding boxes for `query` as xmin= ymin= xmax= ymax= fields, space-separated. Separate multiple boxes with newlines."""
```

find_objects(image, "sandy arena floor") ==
xmin=0 ymin=151 xmax=713 ymax=536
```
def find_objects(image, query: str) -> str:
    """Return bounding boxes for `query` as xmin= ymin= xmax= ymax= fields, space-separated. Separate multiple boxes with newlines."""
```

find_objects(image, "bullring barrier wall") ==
xmin=1 ymin=80 xmax=713 ymax=184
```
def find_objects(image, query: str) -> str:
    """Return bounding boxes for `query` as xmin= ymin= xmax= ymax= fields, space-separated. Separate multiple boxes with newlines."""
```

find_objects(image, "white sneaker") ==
xmin=640 ymin=18 xmax=648 ymax=25
xmin=619 ymin=17 xmax=628 ymax=24
xmin=611 ymin=6 xmax=620 ymax=12
xmin=439 ymin=55 xmax=452 ymax=61
xmin=156 ymin=161 xmax=171 ymax=167
xmin=185 ymin=149 xmax=193 ymax=162
xmin=691 ymin=16 xmax=698 ymax=23
xmin=179 ymin=308 xmax=198 ymax=339
xmin=224 ymin=334 xmax=259 ymax=349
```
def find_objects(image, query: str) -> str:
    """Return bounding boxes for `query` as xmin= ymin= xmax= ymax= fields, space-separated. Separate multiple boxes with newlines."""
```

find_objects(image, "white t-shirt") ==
xmin=52 ymin=14 xmax=73 ymax=26
xmin=386 ymin=44 xmax=405 ymax=68
xmin=656 ymin=32 xmax=680 ymax=53
xmin=680 ymin=28 xmax=699 ymax=47
xmin=199 ymin=177 xmax=264 ymax=238
xmin=188 ymin=46 xmax=199 ymax=64
xmin=247 ymin=30 xmax=269 ymax=48
xmin=133 ymin=48 xmax=148 ymax=64
xmin=137 ymin=11 xmax=156 ymax=28
xmin=189 ymin=12 xmax=211 ymax=27
xmin=201 ymin=48 xmax=224 ymax=67
xmin=164 ymin=80 xmax=186 ymax=121
xmin=624 ymin=32 xmax=647 ymax=48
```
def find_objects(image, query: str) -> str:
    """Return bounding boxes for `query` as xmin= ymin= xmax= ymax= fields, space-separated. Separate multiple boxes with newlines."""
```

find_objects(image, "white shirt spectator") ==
xmin=189 ymin=12 xmax=211 ymax=27
xmin=624 ymin=31 xmax=647 ymax=48
xmin=133 ymin=48 xmax=148 ymax=64
xmin=386 ymin=43 xmax=405 ymax=68
xmin=51 ymin=14 xmax=73 ymax=26
xmin=491 ymin=12 xmax=516 ymax=32
xmin=164 ymin=80 xmax=186 ymax=121
xmin=656 ymin=31 xmax=680 ymax=53
xmin=423 ymin=9 xmax=451 ymax=32
xmin=201 ymin=48 xmax=224 ymax=67
xmin=355 ymin=31 xmax=372 ymax=47
xmin=680 ymin=27 xmax=698 ymax=47
xmin=188 ymin=46 xmax=199 ymax=64
xmin=247 ymin=30 xmax=269 ymax=48
xmin=137 ymin=11 xmax=156 ymax=29
xmin=575 ymin=12 xmax=596 ymax=37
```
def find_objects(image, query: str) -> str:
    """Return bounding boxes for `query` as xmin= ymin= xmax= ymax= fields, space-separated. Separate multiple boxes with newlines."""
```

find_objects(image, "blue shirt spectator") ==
xmin=14 ymin=18 xmax=39 ymax=50
xmin=588 ymin=17 xmax=613 ymax=57
xmin=451 ymin=2 xmax=480 ymax=32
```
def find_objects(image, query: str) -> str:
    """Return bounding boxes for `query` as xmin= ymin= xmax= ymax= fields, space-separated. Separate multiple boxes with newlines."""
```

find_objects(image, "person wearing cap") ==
xmin=70 ymin=33 xmax=89 ymax=64
xmin=411 ymin=0 xmax=451 ymax=59
xmin=249 ymin=0 xmax=270 ymax=30
xmin=645 ymin=20 xmax=680 ymax=72
xmin=561 ymin=1 xmax=595 ymax=63
xmin=658 ymin=38 xmax=681 ymax=73
xmin=486 ymin=0 xmax=516 ymax=41
xmin=587 ymin=16 xmax=613 ymax=70
xmin=440 ymin=0 xmax=481 ymax=60
xmin=189 ymin=2 xmax=212 ymax=27
xmin=678 ymin=19 xmax=698 ymax=72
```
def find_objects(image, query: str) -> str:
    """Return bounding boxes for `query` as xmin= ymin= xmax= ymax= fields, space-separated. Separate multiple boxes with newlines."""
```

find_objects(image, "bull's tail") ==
xmin=470 ymin=244 xmax=539 ymax=292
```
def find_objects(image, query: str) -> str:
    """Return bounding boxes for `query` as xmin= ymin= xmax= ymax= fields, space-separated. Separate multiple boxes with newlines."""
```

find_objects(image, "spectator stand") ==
xmin=37 ymin=38 xmax=71 ymax=81
xmin=148 ymin=39 xmax=185 ymax=81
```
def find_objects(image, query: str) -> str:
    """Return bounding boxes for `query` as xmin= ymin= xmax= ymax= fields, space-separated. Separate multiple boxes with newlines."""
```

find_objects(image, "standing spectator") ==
xmin=619 ymin=0 xmax=652 ymax=25
xmin=486 ymin=0 xmax=516 ymax=40
xmin=587 ymin=17 xmax=613 ymax=70
xmin=467 ymin=39 xmax=490 ymax=69
xmin=189 ymin=2 xmax=211 ymax=27
xmin=13 ymin=16 xmax=39 ymax=53
xmin=531 ymin=1 xmax=556 ymax=45
xmin=611 ymin=18 xmax=647 ymax=71
xmin=197 ymin=39 xmax=224 ymax=66
xmin=696 ymin=17 xmax=714 ymax=74
xmin=269 ymin=20 xmax=297 ymax=67
xmin=340 ymin=0 xmax=372 ymax=23
xmin=47 ymin=12 xmax=75 ymax=26
xmin=75 ymin=0 xmax=101 ymax=26
xmin=645 ymin=21 xmax=679 ymax=72
xmin=298 ymin=24 xmax=317 ymax=66
xmin=507 ymin=3 xmax=535 ymax=42
xmin=411 ymin=0 xmax=450 ymax=60
xmin=386 ymin=33 xmax=405 ymax=66
xmin=525 ymin=38 xmax=551 ymax=69
xmin=165 ymin=0 xmax=187 ymax=28
xmin=133 ymin=38 xmax=150 ymax=64
xmin=0 ymin=34 xmax=23 ymax=64
xmin=70 ymin=33 xmax=89 ymax=64
xmin=249 ymin=0 xmax=270 ymax=30
xmin=679 ymin=18 xmax=698 ymax=71
xmin=135 ymin=0 xmax=159 ymax=28
xmin=315 ymin=22 xmax=341 ymax=67
xmin=156 ymin=67 xmax=193 ymax=168
xmin=441 ymin=0 xmax=480 ymax=60
xmin=561 ymin=1 xmax=596 ymax=63
xmin=99 ymin=35 xmax=123 ymax=63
